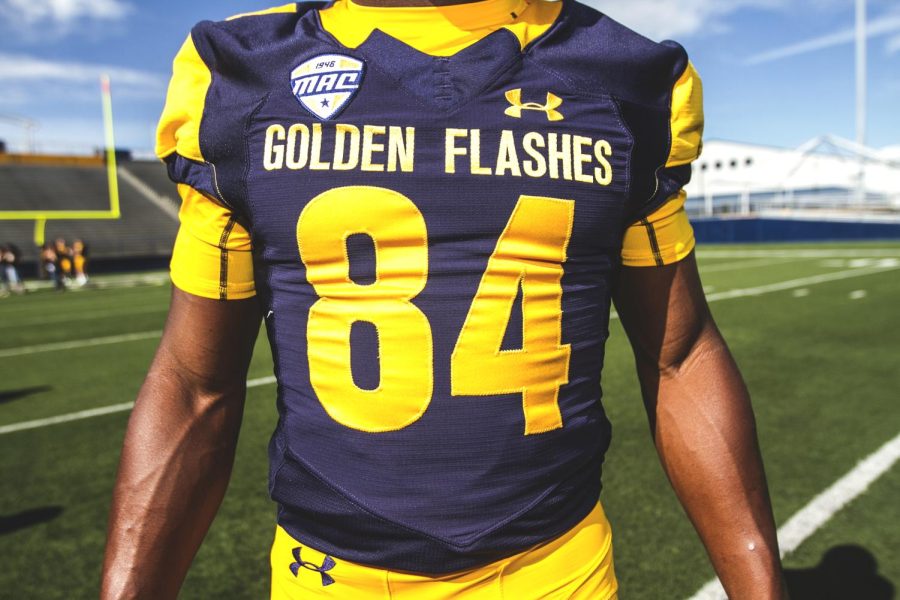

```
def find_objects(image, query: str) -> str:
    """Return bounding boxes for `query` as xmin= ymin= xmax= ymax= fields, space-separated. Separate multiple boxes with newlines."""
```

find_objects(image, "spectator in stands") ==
xmin=41 ymin=243 xmax=64 ymax=291
xmin=55 ymin=238 xmax=73 ymax=284
xmin=73 ymin=239 xmax=89 ymax=286
xmin=1 ymin=243 xmax=24 ymax=296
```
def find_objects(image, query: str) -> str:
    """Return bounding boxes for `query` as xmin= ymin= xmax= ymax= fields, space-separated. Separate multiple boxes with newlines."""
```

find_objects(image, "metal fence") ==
xmin=686 ymin=187 xmax=900 ymax=220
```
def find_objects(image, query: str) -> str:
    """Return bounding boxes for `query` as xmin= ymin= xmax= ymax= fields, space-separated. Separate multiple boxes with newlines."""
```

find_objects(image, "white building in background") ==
xmin=685 ymin=137 xmax=900 ymax=219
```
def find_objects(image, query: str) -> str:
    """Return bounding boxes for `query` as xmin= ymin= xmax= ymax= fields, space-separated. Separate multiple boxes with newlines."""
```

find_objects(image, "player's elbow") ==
xmin=143 ymin=360 xmax=248 ymax=418
xmin=654 ymin=319 xmax=720 ymax=380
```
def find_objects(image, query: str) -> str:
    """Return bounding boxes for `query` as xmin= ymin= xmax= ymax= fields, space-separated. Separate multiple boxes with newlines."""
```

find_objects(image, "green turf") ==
xmin=1 ymin=243 xmax=898 ymax=599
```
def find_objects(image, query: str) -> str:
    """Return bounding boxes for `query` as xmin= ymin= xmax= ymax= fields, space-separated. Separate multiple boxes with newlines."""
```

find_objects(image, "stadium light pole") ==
xmin=855 ymin=0 xmax=867 ymax=204
xmin=0 ymin=114 xmax=39 ymax=153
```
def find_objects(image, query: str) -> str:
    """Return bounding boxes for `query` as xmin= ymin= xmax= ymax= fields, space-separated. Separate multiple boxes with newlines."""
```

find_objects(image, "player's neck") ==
xmin=350 ymin=0 xmax=485 ymax=7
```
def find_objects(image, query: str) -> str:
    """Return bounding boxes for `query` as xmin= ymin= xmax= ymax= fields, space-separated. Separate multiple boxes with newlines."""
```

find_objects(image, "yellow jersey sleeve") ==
xmin=170 ymin=184 xmax=256 ymax=300
xmin=157 ymin=35 xmax=209 ymax=163
xmin=158 ymin=34 xmax=255 ymax=299
xmin=622 ymin=61 xmax=703 ymax=267
xmin=621 ymin=189 xmax=695 ymax=267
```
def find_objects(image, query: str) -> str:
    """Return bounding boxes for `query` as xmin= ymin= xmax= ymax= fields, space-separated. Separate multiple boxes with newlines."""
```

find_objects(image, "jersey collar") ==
xmin=317 ymin=0 xmax=557 ymax=57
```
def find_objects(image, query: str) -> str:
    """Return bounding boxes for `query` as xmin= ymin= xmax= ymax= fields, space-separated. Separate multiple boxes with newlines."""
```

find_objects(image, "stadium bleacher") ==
xmin=122 ymin=160 xmax=181 ymax=204
xmin=0 ymin=157 xmax=179 ymax=269
xmin=0 ymin=163 xmax=112 ymax=212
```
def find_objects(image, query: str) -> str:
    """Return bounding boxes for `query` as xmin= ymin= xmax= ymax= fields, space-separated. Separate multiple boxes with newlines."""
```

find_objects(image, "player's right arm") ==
xmin=102 ymin=32 xmax=262 ymax=597
xmin=100 ymin=288 xmax=260 ymax=599
xmin=102 ymin=182 xmax=258 ymax=600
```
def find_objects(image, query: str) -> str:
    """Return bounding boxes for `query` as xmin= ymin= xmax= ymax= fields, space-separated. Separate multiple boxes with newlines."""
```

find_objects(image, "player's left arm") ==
xmin=614 ymin=253 xmax=788 ymax=599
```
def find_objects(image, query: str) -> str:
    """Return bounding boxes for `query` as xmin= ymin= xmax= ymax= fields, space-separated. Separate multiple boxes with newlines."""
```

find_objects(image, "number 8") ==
xmin=298 ymin=186 xmax=433 ymax=433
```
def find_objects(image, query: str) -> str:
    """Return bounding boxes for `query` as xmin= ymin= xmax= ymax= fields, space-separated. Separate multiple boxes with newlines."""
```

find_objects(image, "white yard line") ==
xmin=704 ymin=264 xmax=899 ymax=302
xmin=0 ymin=331 xmax=162 ymax=359
xmin=697 ymin=249 xmax=900 ymax=259
xmin=698 ymin=256 xmax=806 ymax=274
xmin=609 ymin=262 xmax=898 ymax=321
xmin=0 ymin=305 xmax=167 ymax=330
xmin=90 ymin=274 xmax=170 ymax=289
xmin=0 ymin=403 xmax=138 ymax=435
xmin=14 ymin=273 xmax=170 ymax=295
xmin=0 ymin=376 xmax=277 ymax=436
xmin=688 ymin=431 xmax=900 ymax=600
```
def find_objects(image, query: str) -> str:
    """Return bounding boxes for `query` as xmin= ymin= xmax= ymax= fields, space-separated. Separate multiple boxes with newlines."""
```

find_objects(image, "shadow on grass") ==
xmin=0 ymin=385 xmax=53 ymax=405
xmin=786 ymin=545 xmax=895 ymax=600
xmin=0 ymin=506 xmax=64 ymax=536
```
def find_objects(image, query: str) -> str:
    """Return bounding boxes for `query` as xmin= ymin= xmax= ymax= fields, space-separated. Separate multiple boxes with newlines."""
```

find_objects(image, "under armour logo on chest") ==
xmin=504 ymin=89 xmax=564 ymax=121
xmin=290 ymin=546 xmax=337 ymax=587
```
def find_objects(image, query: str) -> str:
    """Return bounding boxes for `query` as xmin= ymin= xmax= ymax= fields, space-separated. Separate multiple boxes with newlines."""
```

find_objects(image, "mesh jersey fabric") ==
xmin=157 ymin=0 xmax=704 ymax=573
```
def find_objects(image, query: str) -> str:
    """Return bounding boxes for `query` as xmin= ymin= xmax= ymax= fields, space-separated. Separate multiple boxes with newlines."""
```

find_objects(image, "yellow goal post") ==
xmin=0 ymin=75 xmax=121 ymax=247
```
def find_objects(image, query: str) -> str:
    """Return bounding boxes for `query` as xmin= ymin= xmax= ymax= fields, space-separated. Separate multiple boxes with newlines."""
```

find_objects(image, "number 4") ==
xmin=451 ymin=196 xmax=574 ymax=435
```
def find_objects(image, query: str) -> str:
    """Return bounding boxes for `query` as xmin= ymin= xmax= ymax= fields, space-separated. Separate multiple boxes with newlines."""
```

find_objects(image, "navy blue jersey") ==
xmin=159 ymin=0 xmax=703 ymax=574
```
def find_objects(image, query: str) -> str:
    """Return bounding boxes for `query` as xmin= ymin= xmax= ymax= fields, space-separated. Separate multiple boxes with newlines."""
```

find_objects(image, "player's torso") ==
xmin=192 ymin=2 xmax=658 ymax=571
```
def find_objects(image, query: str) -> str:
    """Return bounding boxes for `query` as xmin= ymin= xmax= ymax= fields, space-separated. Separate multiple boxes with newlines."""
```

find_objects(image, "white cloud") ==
xmin=583 ymin=0 xmax=900 ymax=46
xmin=0 ymin=87 xmax=31 ymax=106
xmin=0 ymin=53 xmax=163 ymax=89
xmin=0 ymin=54 xmax=164 ymax=149
xmin=583 ymin=0 xmax=784 ymax=40
xmin=887 ymin=33 xmax=900 ymax=55
xmin=745 ymin=12 xmax=900 ymax=64
xmin=0 ymin=0 xmax=130 ymax=27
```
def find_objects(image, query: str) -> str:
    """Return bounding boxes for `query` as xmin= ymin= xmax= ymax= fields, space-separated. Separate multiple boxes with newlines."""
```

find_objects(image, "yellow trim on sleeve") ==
xmin=170 ymin=185 xmax=256 ymax=300
xmin=319 ymin=0 xmax=561 ymax=57
xmin=156 ymin=35 xmax=212 ymax=162
xmin=666 ymin=62 xmax=704 ymax=168
xmin=227 ymin=3 xmax=298 ymax=21
xmin=621 ymin=190 xmax=695 ymax=267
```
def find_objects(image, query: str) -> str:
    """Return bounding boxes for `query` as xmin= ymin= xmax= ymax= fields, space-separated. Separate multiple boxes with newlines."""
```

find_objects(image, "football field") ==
xmin=1 ymin=242 xmax=898 ymax=599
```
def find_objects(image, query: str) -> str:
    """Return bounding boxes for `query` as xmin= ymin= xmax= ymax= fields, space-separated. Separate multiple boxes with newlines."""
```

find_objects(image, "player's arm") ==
xmin=100 ymin=289 xmax=260 ymax=599
xmin=101 ymin=137 xmax=259 ymax=597
xmin=103 ymin=33 xmax=262 ymax=595
xmin=613 ymin=56 xmax=785 ymax=597
xmin=613 ymin=253 xmax=787 ymax=599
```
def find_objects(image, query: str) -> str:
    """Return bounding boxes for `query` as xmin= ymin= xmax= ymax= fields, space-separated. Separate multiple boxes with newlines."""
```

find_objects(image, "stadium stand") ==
xmin=0 ymin=156 xmax=179 ymax=272
xmin=123 ymin=160 xmax=181 ymax=205
xmin=1 ymin=163 xmax=112 ymax=212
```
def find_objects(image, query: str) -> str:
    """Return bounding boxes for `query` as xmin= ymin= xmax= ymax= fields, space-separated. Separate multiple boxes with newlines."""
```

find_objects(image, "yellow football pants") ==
xmin=271 ymin=502 xmax=618 ymax=599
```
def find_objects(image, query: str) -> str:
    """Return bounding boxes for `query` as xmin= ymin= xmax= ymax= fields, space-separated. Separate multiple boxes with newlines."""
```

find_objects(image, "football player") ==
xmin=102 ymin=0 xmax=787 ymax=598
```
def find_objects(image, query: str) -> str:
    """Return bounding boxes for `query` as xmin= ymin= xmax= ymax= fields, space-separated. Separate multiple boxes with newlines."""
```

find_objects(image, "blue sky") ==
xmin=0 ymin=0 xmax=898 ymax=156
